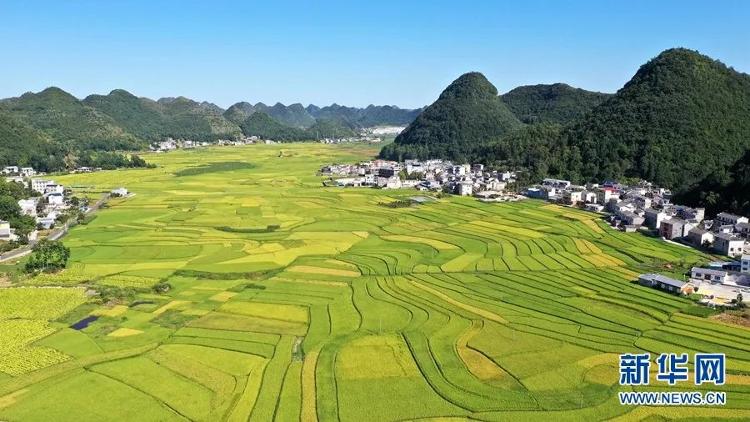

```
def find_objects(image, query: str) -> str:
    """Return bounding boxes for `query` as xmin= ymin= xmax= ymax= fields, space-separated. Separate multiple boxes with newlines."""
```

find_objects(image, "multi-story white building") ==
xmin=713 ymin=233 xmax=745 ymax=257
xmin=31 ymin=179 xmax=54 ymax=194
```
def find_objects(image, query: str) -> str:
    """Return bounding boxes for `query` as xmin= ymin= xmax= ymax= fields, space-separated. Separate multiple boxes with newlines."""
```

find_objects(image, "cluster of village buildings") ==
xmin=2 ymin=165 xmax=129 ymax=248
xmin=320 ymin=159 xmax=523 ymax=201
xmin=523 ymin=177 xmax=750 ymax=307
xmin=2 ymin=166 xmax=84 ymax=243
xmin=525 ymin=178 xmax=750 ymax=258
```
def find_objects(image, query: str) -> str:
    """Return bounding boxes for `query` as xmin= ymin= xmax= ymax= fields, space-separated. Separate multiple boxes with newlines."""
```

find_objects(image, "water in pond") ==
xmin=70 ymin=315 xmax=99 ymax=330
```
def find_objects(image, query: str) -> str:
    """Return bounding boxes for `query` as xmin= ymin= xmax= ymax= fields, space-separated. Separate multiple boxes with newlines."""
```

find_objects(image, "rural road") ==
xmin=0 ymin=194 xmax=110 ymax=263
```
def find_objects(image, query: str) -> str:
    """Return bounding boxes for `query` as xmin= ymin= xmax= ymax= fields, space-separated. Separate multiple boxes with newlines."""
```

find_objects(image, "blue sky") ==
xmin=1 ymin=0 xmax=748 ymax=108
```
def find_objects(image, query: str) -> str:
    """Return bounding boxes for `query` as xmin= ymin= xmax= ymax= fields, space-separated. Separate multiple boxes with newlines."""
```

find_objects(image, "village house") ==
xmin=638 ymin=273 xmax=687 ymax=294
xmin=458 ymin=181 xmax=473 ymax=196
xmin=585 ymin=203 xmax=604 ymax=212
xmin=595 ymin=187 xmax=618 ymax=205
xmin=715 ymin=212 xmax=749 ymax=226
xmin=0 ymin=220 xmax=12 ymax=241
xmin=45 ymin=184 xmax=64 ymax=195
xmin=31 ymin=179 xmax=54 ymax=194
xmin=660 ymin=218 xmax=686 ymax=240
xmin=686 ymin=227 xmax=714 ymax=247
xmin=736 ymin=222 xmax=750 ymax=238
xmin=644 ymin=208 xmax=669 ymax=230
xmin=17 ymin=198 xmax=38 ymax=217
xmin=563 ymin=190 xmax=583 ymax=205
xmin=46 ymin=193 xmax=64 ymax=206
xmin=677 ymin=206 xmax=705 ymax=222
xmin=19 ymin=167 xmax=36 ymax=177
xmin=713 ymin=233 xmax=746 ymax=257
xmin=2 ymin=166 xmax=19 ymax=175
xmin=542 ymin=178 xmax=571 ymax=189
xmin=691 ymin=267 xmax=730 ymax=284
xmin=619 ymin=211 xmax=645 ymax=227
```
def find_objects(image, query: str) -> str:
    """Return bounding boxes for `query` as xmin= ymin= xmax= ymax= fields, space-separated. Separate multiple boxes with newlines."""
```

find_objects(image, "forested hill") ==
xmin=556 ymin=48 xmax=750 ymax=194
xmin=379 ymin=72 xmax=522 ymax=162
xmin=501 ymin=83 xmax=611 ymax=124
xmin=0 ymin=110 xmax=65 ymax=172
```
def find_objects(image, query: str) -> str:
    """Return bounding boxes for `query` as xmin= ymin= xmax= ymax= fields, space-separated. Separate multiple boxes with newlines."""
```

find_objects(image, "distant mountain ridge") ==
xmin=223 ymin=101 xmax=422 ymax=129
xmin=0 ymin=87 xmax=422 ymax=162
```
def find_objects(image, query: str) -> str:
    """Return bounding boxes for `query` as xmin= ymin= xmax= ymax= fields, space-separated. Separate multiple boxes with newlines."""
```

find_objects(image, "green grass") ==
xmin=1 ymin=143 xmax=750 ymax=421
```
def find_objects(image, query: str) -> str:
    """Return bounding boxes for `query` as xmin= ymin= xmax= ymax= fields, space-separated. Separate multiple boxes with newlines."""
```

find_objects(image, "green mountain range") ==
xmin=0 ymin=86 xmax=418 ymax=171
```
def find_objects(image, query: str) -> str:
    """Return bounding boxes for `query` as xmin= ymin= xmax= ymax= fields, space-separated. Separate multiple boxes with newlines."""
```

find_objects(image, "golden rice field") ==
xmin=1 ymin=143 xmax=750 ymax=421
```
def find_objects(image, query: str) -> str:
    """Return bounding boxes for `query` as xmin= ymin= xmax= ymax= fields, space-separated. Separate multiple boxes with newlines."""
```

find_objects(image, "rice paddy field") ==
xmin=2 ymin=143 xmax=750 ymax=421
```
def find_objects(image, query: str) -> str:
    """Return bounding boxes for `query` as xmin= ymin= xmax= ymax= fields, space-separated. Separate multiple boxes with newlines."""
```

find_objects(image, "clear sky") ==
xmin=1 ymin=0 xmax=748 ymax=109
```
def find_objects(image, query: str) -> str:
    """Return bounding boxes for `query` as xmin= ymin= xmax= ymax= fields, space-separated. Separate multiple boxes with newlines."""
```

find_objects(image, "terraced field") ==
xmin=2 ymin=143 xmax=750 ymax=421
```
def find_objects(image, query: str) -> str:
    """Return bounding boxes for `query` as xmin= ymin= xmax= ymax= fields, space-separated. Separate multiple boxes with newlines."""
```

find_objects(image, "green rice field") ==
xmin=2 ymin=143 xmax=750 ymax=421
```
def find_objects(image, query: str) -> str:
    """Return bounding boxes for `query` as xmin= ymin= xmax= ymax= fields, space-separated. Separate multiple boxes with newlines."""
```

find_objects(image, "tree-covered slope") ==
xmin=154 ymin=97 xmax=241 ymax=140
xmin=0 ymin=110 xmax=65 ymax=171
xmin=674 ymin=148 xmax=750 ymax=216
xmin=85 ymin=92 xmax=241 ymax=142
xmin=557 ymin=48 xmax=750 ymax=193
xmin=223 ymin=102 xmax=257 ymax=125
xmin=267 ymin=103 xmax=316 ymax=128
xmin=379 ymin=72 xmax=522 ymax=161
xmin=501 ymin=83 xmax=611 ymax=124
xmin=1 ymin=87 xmax=144 ymax=150
xmin=239 ymin=112 xmax=310 ymax=141
xmin=307 ymin=118 xmax=357 ymax=139
xmin=83 ymin=89 xmax=169 ymax=141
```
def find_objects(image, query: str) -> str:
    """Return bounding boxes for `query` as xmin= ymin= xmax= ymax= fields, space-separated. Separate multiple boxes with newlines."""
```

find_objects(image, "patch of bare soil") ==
xmin=712 ymin=311 xmax=750 ymax=328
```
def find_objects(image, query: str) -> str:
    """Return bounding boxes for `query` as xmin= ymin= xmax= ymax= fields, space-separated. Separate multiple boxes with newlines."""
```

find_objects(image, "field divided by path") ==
xmin=2 ymin=143 xmax=750 ymax=421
